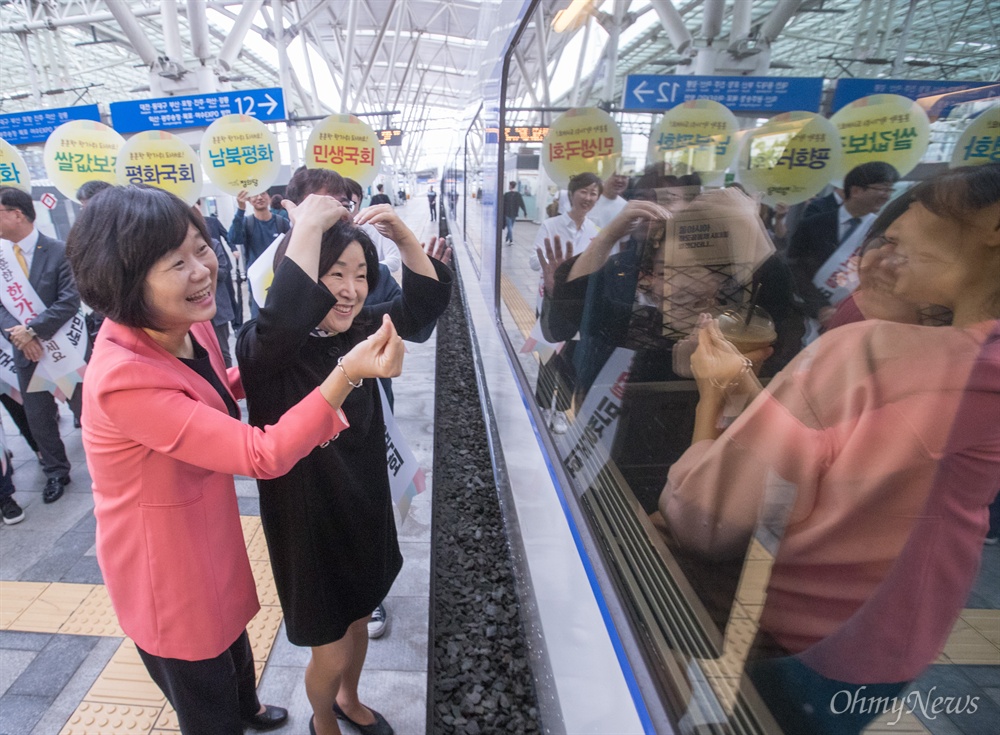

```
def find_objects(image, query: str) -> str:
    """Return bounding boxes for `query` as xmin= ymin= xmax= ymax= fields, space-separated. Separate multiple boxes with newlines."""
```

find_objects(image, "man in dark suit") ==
xmin=0 ymin=187 xmax=83 ymax=503
xmin=787 ymin=162 xmax=899 ymax=324
xmin=369 ymin=184 xmax=392 ymax=206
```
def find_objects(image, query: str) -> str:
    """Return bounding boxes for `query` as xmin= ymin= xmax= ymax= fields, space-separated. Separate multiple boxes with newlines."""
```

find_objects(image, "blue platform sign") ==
xmin=831 ymin=78 xmax=998 ymax=112
xmin=0 ymin=104 xmax=101 ymax=146
xmin=109 ymin=88 xmax=285 ymax=133
xmin=622 ymin=75 xmax=823 ymax=113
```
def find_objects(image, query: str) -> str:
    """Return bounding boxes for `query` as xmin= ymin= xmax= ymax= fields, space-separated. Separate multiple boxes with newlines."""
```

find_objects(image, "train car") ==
xmin=444 ymin=2 xmax=1000 ymax=734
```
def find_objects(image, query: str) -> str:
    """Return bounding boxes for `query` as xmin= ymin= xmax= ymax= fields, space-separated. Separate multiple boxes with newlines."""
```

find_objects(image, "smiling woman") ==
xmin=64 ymin=184 xmax=405 ymax=735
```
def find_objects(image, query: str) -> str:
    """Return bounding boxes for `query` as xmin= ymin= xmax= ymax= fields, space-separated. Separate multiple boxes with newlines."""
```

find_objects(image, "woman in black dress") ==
xmin=236 ymin=194 xmax=452 ymax=735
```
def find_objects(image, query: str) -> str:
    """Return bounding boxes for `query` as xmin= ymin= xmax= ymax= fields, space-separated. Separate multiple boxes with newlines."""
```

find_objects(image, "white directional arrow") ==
xmin=632 ymin=80 xmax=654 ymax=104
xmin=261 ymin=93 xmax=279 ymax=116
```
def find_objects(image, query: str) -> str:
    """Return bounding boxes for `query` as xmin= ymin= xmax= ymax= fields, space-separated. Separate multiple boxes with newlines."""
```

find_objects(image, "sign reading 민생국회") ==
xmin=0 ymin=104 xmax=101 ymax=147
xmin=541 ymin=107 xmax=622 ymax=187
xmin=109 ymin=88 xmax=286 ymax=133
xmin=305 ymin=114 xmax=382 ymax=188
xmin=623 ymin=75 xmax=823 ymax=113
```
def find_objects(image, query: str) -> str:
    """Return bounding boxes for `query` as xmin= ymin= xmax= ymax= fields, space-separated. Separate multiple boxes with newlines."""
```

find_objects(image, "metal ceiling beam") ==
xmin=351 ymin=0 xmax=398 ymax=111
xmin=161 ymin=0 xmax=184 ymax=61
xmin=383 ymin=0 xmax=406 ymax=110
xmin=0 ymin=6 xmax=162 ymax=34
xmin=186 ymin=0 xmax=212 ymax=62
xmin=340 ymin=0 xmax=360 ymax=113
xmin=217 ymin=0 xmax=265 ymax=71
xmin=104 ymin=1 xmax=161 ymax=66
xmin=647 ymin=0 xmax=693 ymax=53
xmin=533 ymin=5 xmax=552 ymax=110
xmin=759 ymin=0 xmax=804 ymax=43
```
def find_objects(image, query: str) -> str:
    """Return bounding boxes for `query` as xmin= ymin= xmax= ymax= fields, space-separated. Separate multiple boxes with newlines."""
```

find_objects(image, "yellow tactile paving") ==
xmin=12 ymin=582 xmax=95 ymax=633
xmin=60 ymin=584 xmax=125 ymax=637
xmin=863 ymin=709 xmax=932 ymax=733
xmin=59 ymin=702 xmax=164 ymax=735
xmin=84 ymin=640 xmax=167 ymax=707
xmin=0 ymin=579 xmax=48 ymax=628
xmin=500 ymin=273 xmax=535 ymax=339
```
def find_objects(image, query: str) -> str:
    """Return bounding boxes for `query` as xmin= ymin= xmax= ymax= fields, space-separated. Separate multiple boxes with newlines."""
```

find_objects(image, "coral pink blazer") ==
xmin=83 ymin=319 xmax=348 ymax=660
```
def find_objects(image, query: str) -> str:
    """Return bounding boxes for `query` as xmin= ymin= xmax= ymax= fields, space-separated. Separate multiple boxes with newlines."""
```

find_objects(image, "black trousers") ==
xmin=16 ymin=363 xmax=80 ymax=480
xmin=0 ymin=393 xmax=39 ymax=453
xmin=136 ymin=630 xmax=260 ymax=735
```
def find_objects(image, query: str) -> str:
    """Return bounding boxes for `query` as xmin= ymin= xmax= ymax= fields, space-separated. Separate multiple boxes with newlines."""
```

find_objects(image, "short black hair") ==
xmin=567 ymin=172 xmax=603 ymax=196
xmin=344 ymin=177 xmax=363 ymax=204
xmin=285 ymin=166 xmax=348 ymax=205
xmin=66 ymin=185 xmax=212 ymax=330
xmin=844 ymin=162 xmax=900 ymax=199
xmin=76 ymin=180 xmax=113 ymax=204
xmin=0 ymin=187 xmax=35 ymax=222
xmin=272 ymin=220 xmax=380 ymax=298
xmin=376 ymin=184 xmax=384 ymax=191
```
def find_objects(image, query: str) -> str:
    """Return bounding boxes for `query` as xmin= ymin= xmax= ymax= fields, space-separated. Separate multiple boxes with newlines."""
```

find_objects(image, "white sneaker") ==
xmin=367 ymin=603 xmax=387 ymax=639
xmin=549 ymin=410 xmax=570 ymax=434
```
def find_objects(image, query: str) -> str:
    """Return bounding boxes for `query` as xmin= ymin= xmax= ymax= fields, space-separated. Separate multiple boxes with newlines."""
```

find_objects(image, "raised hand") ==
xmin=342 ymin=314 xmax=405 ymax=380
xmin=425 ymin=236 xmax=452 ymax=266
xmin=282 ymin=194 xmax=350 ymax=232
xmin=354 ymin=204 xmax=417 ymax=247
xmin=691 ymin=320 xmax=753 ymax=397
xmin=537 ymin=234 xmax=574 ymax=296
xmin=236 ymin=189 xmax=249 ymax=210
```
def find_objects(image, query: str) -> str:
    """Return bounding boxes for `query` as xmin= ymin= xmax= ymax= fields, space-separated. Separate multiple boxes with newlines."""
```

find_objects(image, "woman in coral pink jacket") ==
xmin=67 ymin=185 xmax=403 ymax=735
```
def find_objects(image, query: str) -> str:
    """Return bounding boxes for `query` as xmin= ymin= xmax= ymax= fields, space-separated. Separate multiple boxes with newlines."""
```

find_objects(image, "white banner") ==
xmin=0 ymin=240 xmax=87 ymax=395
xmin=554 ymin=347 xmax=634 ymax=490
xmin=246 ymin=232 xmax=287 ymax=308
xmin=378 ymin=381 xmax=425 ymax=522
xmin=810 ymin=217 xmax=871 ymax=307
xmin=0 ymin=341 xmax=20 ymax=402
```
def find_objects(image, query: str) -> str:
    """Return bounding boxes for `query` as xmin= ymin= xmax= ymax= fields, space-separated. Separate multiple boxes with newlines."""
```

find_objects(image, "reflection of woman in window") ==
xmin=530 ymin=172 xmax=602 ymax=433
xmin=661 ymin=164 xmax=1000 ymax=734
xmin=543 ymin=171 xmax=803 ymax=510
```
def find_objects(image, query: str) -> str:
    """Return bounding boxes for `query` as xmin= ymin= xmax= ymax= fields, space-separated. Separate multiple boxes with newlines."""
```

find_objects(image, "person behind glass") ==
xmin=427 ymin=185 xmax=437 ymax=221
xmin=270 ymin=194 xmax=289 ymax=220
xmin=787 ymin=161 xmax=899 ymax=326
xmin=228 ymin=189 xmax=290 ymax=319
xmin=0 ymin=186 xmax=83 ymax=504
xmin=659 ymin=164 xmax=1000 ymax=734
xmin=530 ymin=172 xmax=602 ymax=433
xmin=502 ymin=181 xmax=527 ymax=245
xmin=67 ymin=185 xmax=404 ymax=735
xmin=236 ymin=177 xmax=452 ymax=735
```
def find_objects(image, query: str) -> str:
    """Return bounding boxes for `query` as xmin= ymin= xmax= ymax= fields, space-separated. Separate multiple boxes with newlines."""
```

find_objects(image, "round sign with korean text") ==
xmin=738 ymin=111 xmax=842 ymax=207
xmin=305 ymin=115 xmax=382 ymax=187
xmin=950 ymin=103 xmax=1000 ymax=168
xmin=42 ymin=120 xmax=124 ymax=202
xmin=0 ymin=138 xmax=31 ymax=193
xmin=201 ymin=114 xmax=281 ymax=196
xmin=830 ymin=93 xmax=930 ymax=177
xmin=542 ymin=107 xmax=622 ymax=187
xmin=647 ymin=99 xmax=739 ymax=183
xmin=116 ymin=130 xmax=202 ymax=205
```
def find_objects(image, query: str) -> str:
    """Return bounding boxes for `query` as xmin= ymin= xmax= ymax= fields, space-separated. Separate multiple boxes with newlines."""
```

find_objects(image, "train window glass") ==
xmin=498 ymin=2 xmax=1000 ymax=733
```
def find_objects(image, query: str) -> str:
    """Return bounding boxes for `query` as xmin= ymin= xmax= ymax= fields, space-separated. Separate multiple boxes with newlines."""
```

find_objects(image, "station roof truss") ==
xmin=0 ymin=0 xmax=997 ymax=168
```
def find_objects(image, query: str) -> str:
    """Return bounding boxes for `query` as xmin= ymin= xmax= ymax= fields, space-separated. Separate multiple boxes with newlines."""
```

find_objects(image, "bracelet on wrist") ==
xmin=708 ymin=357 xmax=753 ymax=392
xmin=336 ymin=356 xmax=363 ymax=389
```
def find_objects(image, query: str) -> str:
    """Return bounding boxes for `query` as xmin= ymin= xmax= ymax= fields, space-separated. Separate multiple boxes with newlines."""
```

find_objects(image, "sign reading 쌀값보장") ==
xmin=950 ymin=104 xmax=1000 ymax=168
xmin=0 ymin=139 xmax=31 ymax=193
xmin=116 ymin=130 xmax=202 ymax=205
xmin=648 ymin=99 xmax=739 ymax=183
xmin=542 ymin=107 xmax=622 ymax=187
xmin=43 ymin=120 xmax=125 ymax=202
xmin=305 ymin=115 xmax=382 ymax=187
xmin=738 ymin=111 xmax=841 ymax=207
xmin=201 ymin=114 xmax=280 ymax=196
xmin=830 ymin=94 xmax=930 ymax=178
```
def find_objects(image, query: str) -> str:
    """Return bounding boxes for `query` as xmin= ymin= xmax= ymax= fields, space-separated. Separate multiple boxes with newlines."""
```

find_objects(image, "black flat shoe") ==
xmin=42 ymin=477 xmax=65 ymax=504
xmin=333 ymin=702 xmax=393 ymax=735
xmin=243 ymin=704 xmax=288 ymax=731
xmin=309 ymin=715 xmax=317 ymax=735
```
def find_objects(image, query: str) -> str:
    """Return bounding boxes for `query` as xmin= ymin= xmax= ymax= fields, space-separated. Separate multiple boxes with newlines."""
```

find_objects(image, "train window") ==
xmin=497 ymin=2 xmax=999 ymax=733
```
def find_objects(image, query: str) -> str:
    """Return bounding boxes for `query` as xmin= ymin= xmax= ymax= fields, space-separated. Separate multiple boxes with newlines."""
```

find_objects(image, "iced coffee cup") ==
xmin=715 ymin=305 xmax=777 ymax=355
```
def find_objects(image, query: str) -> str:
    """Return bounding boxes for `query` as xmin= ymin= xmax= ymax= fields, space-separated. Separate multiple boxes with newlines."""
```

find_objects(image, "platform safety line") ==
xmin=499 ymin=272 xmax=535 ymax=339
xmin=0 ymin=517 xmax=283 ymax=735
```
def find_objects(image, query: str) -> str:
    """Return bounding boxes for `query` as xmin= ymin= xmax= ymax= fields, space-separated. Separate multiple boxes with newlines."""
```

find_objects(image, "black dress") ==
xmin=236 ymin=258 xmax=452 ymax=646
